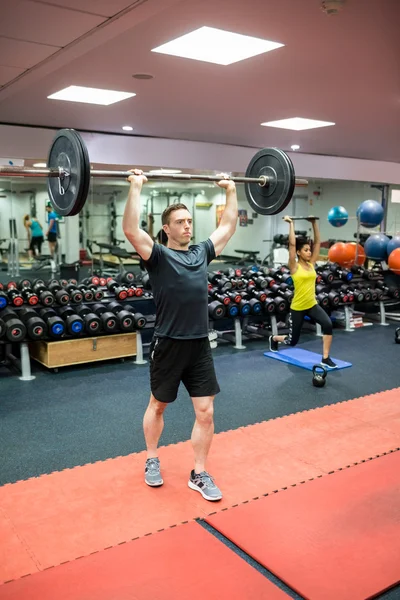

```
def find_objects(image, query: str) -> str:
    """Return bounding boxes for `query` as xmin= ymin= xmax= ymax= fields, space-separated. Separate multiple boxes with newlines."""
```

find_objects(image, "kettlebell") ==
xmin=312 ymin=365 xmax=327 ymax=387
xmin=395 ymin=327 xmax=400 ymax=344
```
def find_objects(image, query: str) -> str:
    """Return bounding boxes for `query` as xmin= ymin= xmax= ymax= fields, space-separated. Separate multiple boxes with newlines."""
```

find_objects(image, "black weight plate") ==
xmin=245 ymin=148 xmax=295 ymax=216
xmin=47 ymin=129 xmax=89 ymax=216
xmin=74 ymin=129 xmax=91 ymax=214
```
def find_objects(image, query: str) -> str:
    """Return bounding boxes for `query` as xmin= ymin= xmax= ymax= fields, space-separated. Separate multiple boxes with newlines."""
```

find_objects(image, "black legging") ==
xmin=284 ymin=304 xmax=332 ymax=347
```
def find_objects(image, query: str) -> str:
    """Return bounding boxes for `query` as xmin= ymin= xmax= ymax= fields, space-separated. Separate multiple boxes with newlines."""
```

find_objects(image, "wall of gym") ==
xmin=2 ymin=176 xmax=400 ymax=265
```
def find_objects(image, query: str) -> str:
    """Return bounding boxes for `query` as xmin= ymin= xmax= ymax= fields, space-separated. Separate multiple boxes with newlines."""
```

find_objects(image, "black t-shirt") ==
xmin=144 ymin=239 xmax=215 ymax=339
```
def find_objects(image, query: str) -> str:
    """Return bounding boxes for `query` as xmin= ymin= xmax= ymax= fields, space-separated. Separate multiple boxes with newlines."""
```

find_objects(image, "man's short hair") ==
xmin=161 ymin=203 xmax=189 ymax=225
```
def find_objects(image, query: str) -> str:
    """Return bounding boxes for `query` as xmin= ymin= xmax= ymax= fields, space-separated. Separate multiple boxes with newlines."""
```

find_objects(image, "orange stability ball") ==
xmin=328 ymin=242 xmax=347 ymax=266
xmin=388 ymin=248 xmax=400 ymax=275
xmin=343 ymin=243 xmax=366 ymax=267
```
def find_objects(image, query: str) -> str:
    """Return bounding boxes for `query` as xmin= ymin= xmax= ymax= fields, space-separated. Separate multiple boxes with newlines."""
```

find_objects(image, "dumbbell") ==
xmin=275 ymin=271 xmax=293 ymax=286
xmin=75 ymin=306 xmax=102 ymax=335
xmin=226 ymin=291 xmax=243 ymax=304
xmin=315 ymin=267 xmax=334 ymax=284
xmin=223 ymin=267 xmax=236 ymax=279
xmin=248 ymin=298 xmax=262 ymax=315
xmin=316 ymin=292 xmax=330 ymax=309
xmin=64 ymin=283 xmax=84 ymax=304
xmin=91 ymin=303 xmax=119 ymax=333
xmin=0 ymin=291 xmax=8 ymax=310
xmin=31 ymin=281 xmax=55 ymax=306
xmin=17 ymin=278 xmax=32 ymax=290
xmin=0 ymin=307 xmax=27 ymax=342
xmin=47 ymin=282 xmax=70 ymax=306
xmin=58 ymin=306 xmax=85 ymax=336
xmin=39 ymin=308 xmax=65 ymax=338
xmin=359 ymin=288 xmax=372 ymax=302
xmin=208 ymin=300 xmax=226 ymax=320
xmin=375 ymin=280 xmax=400 ymax=299
xmin=82 ymin=276 xmax=101 ymax=287
xmin=21 ymin=288 xmax=39 ymax=306
xmin=209 ymin=289 xmax=231 ymax=306
xmin=208 ymin=273 xmax=232 ymax=292
xmin=116 ymin=272 xmax=136 ymax=285
xmin=120 ymin=304 xmax=147 ymax=329
xmin=77 ymin=285 xmax=94 ymax=302
xmin=371 ymin=286 xmax=383 ymax=300
xmin=7 ymin=287 xmax=24 ymax=307
xmin=106 ymin=301 xmax=135 ymax=331
xmin=225 ymin=301 xmax=239 ymax=318
xmin=329 ymin=264 xmax=353 ymax=282
xmin=339 ymin=285 xmax=355 ymax=303
xmin=348 ymin=285 xmax=365 ymax=303
xmin=18 ymin=307 xmax=47 ymax=340
xmin=87 ymin=284 xmax=105 ymax=301
xmin=107 ymin=279 xmax=129 ymax=301
xmin=251 ymin=290 xmax=267 ymax=303
xmin=356 ymin=266 xmax=375 ymax=280
xmin=59 ymin=278 xmax=78 ymax=288
xmin=266 ymin=291 xmax=287 ymax=314
xmin=0 ymin=316 xmax=5 ymax=339
xmin=366 ymin=287 xmax=379 ymax=302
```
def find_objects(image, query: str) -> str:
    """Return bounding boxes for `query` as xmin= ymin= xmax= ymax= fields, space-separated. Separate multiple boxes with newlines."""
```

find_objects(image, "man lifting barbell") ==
xmin=269 ymin=216 xmax=337 ymax=369
xmin=123 ymin=169 xmax=238 ymax=502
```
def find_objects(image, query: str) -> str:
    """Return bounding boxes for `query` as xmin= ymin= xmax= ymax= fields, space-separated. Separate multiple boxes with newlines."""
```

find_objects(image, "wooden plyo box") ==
xmin=29 ymin=333 xmax=137 ymax=370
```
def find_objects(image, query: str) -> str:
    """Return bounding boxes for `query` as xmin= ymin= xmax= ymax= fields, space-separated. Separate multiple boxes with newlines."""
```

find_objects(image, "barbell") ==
xmin=0 ymin=128 xmax=307 ymax=218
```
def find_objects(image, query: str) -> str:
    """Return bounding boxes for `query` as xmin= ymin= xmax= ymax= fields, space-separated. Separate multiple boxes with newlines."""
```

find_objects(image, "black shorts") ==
xmin=149 ymin=336 xmax=220 ymax=403
xmin=47 ymin=232 xmax=57 ymax=243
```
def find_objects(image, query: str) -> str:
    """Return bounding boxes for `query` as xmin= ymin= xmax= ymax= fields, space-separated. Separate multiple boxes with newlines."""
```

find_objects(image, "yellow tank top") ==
xmin=290 ymin=262 xmax=317 ymax=311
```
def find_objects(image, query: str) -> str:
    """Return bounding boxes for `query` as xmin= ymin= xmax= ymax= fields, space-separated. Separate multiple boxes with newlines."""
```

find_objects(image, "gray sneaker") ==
xmin=145 ymin=457 xmax=163 ymax=487
xmin=188 ymin=470 xmax=222 ymax=501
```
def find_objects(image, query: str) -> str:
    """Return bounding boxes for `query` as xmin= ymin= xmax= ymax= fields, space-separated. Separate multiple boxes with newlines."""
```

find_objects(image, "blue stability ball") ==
xmin=387 ymin=235 xmax=400 ymax=255
xmin=327 ymin=205 xmax=348 ymax=227
xmin=357 ymin=199 xmax=384 ymax=228
xmin=364 ymin=233 xmax=390 ymax=261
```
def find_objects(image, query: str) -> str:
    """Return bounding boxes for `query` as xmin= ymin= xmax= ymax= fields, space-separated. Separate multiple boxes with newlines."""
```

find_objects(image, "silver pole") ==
xmin=0 ymin=166 xmax=62 ymax=177
xmin=0 ymin=165 xmax=308 ymax=188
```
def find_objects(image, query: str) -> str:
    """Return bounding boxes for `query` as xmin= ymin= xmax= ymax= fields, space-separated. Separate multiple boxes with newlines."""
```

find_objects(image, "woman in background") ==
xmin=24 ymin=214 xmax=44 ymax=261
xmin=269 ymin=215 xmax=337 ymax=369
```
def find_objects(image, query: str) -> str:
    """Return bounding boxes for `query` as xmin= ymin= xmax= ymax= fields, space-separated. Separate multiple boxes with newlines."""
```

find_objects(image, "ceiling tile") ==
xmin=0 ymin=37 xmax=59 ymax=69
xmin=33 ymin=0 xmax=137 ymax=17
xmin=0 ymin=1 xmax=106 ymax=47
xmin=0 ymin=65 xmax=26 ymax=86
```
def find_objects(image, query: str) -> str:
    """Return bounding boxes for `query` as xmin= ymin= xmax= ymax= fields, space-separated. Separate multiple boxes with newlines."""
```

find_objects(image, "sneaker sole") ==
xmin=145 ymin=478 xmax=164 ymax=487
xmin=188 ymin=480 xmax=222 ymax=501
xmin=320 ymin=363 xmax=338 ymax=370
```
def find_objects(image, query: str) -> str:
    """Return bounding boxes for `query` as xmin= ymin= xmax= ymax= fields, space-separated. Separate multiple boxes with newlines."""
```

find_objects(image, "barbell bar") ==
xmin=0 ymin=128 xmax=308 ymax=218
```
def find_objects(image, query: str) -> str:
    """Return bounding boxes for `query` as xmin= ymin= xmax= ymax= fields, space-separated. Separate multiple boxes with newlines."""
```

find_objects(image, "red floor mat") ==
xmin=0 ymin=522 xmax=289 ymax=600
xmin=206 ymin=451 xmax=400 ymax=600
xmin=0 ymin=388 xmax=398 ymax=585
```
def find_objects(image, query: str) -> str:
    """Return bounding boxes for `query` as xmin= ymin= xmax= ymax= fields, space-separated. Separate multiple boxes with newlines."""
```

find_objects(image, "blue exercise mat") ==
xmin=263 ymin=347 xmax=352 ymax=371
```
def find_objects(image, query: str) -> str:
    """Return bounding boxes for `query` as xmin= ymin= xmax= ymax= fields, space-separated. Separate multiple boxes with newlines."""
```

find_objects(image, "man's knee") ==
xmin=193 ymin=397 xmax=214 ymax=424
xmin=149 ymin=394 xmax=168 ymax=415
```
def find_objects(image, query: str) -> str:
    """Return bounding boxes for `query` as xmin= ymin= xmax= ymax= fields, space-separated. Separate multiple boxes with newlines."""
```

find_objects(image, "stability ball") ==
xmin=387 ymin=235 xmax=400 ymax=256
xmin=328 ymin=242 xmax=347 ymax=266
xmin=388 ymin=248 xmax=400 ymax=275
xmin=328 ymin=206 xmax=348 ymax=227
xmin=343 ymin=243 xmax=366 ymax=267
xmin=357 ymin=200 xmax=384 ymax=228
xmin=364 ymin=233 xmax=390 ymax=261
